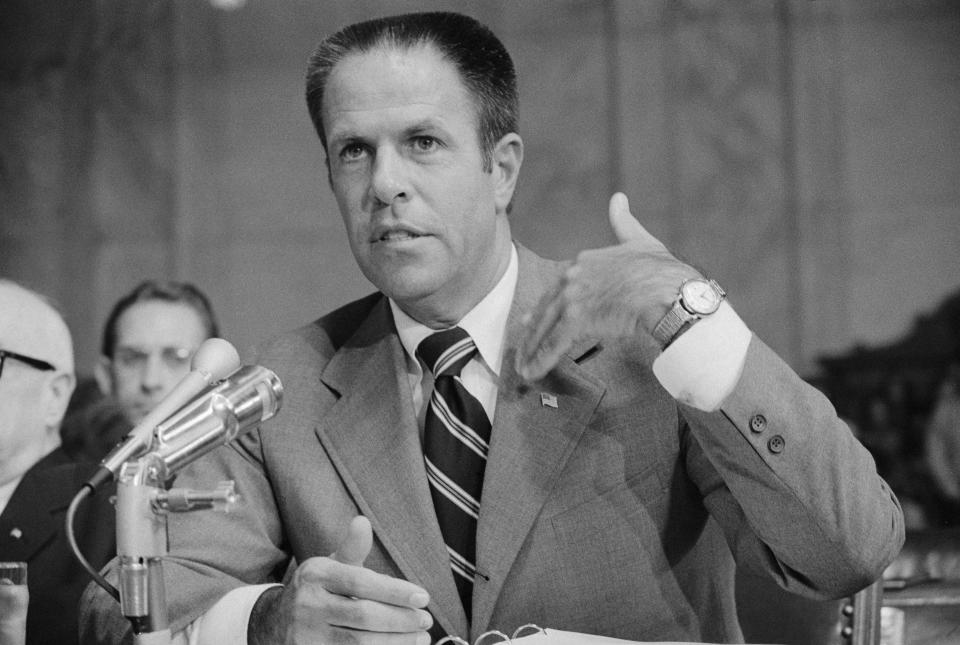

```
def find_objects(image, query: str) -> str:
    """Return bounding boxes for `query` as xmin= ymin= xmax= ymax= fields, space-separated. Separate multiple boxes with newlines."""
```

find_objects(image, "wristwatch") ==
xmin=652 ymin=278 xmax=726 ymax=348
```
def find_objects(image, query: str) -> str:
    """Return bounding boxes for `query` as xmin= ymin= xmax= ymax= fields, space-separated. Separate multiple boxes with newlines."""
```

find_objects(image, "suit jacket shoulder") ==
xmin=1 ymin=448 xmax=116 ymax=645
xmin=249 ymin=291 xmax=386 ymax=367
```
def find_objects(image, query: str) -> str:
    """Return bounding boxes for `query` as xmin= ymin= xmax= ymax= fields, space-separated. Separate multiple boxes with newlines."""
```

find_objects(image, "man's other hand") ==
xmin=516 ymin=192 xmax=699 ymax=381
xmin=249 ymin=516 xmax=433 ymax=645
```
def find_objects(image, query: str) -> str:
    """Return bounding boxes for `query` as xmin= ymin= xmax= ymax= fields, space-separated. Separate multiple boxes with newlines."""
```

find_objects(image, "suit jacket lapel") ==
xmin=472 ymin=247 xmax=605 ymax=637
xmin=314 ymin=296 xmax=468 ymax=637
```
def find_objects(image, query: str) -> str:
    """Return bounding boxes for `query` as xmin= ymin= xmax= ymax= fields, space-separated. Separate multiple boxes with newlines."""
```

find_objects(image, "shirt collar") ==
xmin=391 ymin=244 xmax=519 ymax=378
xmin=0 ymin=475 xmax=23 ymax=516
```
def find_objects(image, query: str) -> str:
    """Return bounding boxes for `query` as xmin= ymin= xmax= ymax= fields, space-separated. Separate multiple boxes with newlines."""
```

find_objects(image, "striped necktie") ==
xmin=417 ymin=326 xmax=491 ymax=622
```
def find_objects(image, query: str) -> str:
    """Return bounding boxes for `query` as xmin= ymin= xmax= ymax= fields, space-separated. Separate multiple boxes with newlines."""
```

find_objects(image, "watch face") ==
xmin=680 ymin=279 xmax=721 ymax=315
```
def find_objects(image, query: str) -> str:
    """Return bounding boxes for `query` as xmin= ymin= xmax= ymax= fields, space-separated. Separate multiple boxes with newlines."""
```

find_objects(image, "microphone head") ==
xmin=192 ymin=338 xmax=241 ymax=380
xmin=87 ymin=338 xmax=243 ymax=489
xmin=152 ymin=365 xmax=283 ymax=479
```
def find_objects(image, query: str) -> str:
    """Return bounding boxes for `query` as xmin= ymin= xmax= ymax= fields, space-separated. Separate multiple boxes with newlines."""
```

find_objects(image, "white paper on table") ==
xmin=509 ymin=627 xmax=783 ymax=645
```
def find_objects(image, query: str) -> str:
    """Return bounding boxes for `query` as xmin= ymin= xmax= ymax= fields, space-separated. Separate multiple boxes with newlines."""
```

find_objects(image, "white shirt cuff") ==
xmin=183 ymin=583 xmax=282 ymax=645
xmin=652 ymin=301 xmax=751 ymax=412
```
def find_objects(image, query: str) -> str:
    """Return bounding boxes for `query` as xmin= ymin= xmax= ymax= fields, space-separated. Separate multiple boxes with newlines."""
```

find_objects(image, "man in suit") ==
xmin=0 ymin=279 xmax=116 ymax=645
xmin=95 ymin=280 xmax=219 ymax=426
xmin=81 ymin=11 xmax=904 ymax=645
xmin=60 ymin=280 xmax=221 ymax=462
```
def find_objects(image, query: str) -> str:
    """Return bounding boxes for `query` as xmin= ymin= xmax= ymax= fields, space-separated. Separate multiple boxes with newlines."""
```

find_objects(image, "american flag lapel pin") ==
xmin=540 ymin=392 xmax=558 ymax=409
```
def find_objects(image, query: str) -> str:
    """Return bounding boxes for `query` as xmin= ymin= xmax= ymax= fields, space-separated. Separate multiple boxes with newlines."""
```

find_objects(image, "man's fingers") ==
xmin=322 ymin=625 xmax=432 ymax=645
xmin=518 ymin=194 xmax=677 ymax=381
xmin=315 ymin=517 xmax=430 ymax=611
xmin=300 ymin=561 xmax=430 ymax=609
xmin=516 ymin=278 xmax=573 ymax=381
xmin=333 ymin=516 xmax=373 ymax=567
xmin=608 ymin=192 xmax=657 ymax=246
xmin=323 ymin=626 xmax=432 ymax=645
xmin=288 ymin=563 xmax=433 ymax=642
xmin=317 ymin=594 xmax=431 ymax=632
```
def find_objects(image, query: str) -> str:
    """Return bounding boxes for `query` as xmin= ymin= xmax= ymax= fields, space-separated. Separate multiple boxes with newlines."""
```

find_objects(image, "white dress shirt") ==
xmin=0 ymin=476 xmax=23 ymax=516
xmin=390 ymin=244 xmax=520 ymax=428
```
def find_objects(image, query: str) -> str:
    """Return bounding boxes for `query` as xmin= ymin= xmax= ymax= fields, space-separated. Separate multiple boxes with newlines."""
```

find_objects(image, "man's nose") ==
xmin=140 ymin=353 xmax=166 ymax=392
xmin=370 ymin=148 xmax=408 ymax=205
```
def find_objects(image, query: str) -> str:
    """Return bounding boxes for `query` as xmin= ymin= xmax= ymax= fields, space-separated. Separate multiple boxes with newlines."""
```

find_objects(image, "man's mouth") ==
xmin=378 ymin=230 xmax=422 ymax=242
xmin=371 ymin=226 xmax=428 ymax=243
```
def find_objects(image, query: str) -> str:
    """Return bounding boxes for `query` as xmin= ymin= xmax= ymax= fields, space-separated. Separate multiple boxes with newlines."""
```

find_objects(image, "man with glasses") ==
xmin=0 ymin=279 xmax=115 ymax=645
xmin=92 ymin=279 xmax=219 ymax=430
xmin=61 ymin=280 xmax=219 ymax=462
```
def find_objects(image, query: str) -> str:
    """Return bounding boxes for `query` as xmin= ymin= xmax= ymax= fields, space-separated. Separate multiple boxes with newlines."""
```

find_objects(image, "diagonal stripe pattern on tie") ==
xmin=417 ymin=326 xmax=491 ymax=623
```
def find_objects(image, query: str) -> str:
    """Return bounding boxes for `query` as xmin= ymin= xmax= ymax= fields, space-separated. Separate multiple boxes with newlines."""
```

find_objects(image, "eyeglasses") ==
xmin=0 ymin=349 xmax=57 ymax=380
xmin=112 ymin=346 xmax=193 ymax=372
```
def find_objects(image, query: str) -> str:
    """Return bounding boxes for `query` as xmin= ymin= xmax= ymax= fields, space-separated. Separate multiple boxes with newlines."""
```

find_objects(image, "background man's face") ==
xmin=0 ymin=284 xmax=72 ymax=481
xmin=0 ymin=350 xmax=51 ymax=478
xmin=323 ymin=44 xmax=511 ymax=323
xmin=99 ymin=300 xmax=208 ymax=425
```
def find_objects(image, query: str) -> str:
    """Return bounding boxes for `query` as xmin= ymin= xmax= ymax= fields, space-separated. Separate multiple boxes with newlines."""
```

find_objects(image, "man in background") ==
xmin=94 ymin=280 xmax=220 ymax=426
xmin=62 ymin=280 xmax=221 ymax=461
xmin=926 ymin=358 xmax=960 ymax=525
xmin=0 ymin=279 xmax=115 ymax=645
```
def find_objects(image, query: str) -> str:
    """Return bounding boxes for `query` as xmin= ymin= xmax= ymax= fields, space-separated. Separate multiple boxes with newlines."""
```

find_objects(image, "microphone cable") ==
xmin=66 ymin=483 xmax=120 ymax=601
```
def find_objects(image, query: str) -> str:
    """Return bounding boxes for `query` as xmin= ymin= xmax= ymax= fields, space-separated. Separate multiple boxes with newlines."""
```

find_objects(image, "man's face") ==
xmin=0 ymin=284 xmax=73 ymax=482
xmin=0 ymin=352 xmax=52 ymax=477
xmin=323 ymin=44 xmax=514 ymax=326
xmin=98 ymin=300 xmax=208 ymax=425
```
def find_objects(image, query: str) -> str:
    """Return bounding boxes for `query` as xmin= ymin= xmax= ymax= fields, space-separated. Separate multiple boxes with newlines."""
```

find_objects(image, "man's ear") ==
xmin=43 ymin=371 xmax=76 ymax=430
xmin=491 ymin=133 xmax=523 ymax=215
xmin=94 ymin=357 xmax=113 ymax=396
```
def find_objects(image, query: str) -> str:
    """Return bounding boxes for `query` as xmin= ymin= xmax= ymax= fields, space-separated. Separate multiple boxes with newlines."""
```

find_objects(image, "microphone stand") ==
xmin=116 ymin=455 xmax=237 ymax=644
xmin=107 ymin=364 xmax=282 ymax=643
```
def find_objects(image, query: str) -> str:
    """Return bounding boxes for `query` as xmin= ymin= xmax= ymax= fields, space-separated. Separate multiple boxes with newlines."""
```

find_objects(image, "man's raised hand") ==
xmin=516 ymin=193 xmax=699 ymax=381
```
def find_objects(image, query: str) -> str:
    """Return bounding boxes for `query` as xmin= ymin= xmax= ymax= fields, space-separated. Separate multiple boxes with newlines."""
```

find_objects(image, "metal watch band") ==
xmin=652 ymin=278 xmax=725 ymax=348
xmin=652 ymin=303 xmax=694 ymax=347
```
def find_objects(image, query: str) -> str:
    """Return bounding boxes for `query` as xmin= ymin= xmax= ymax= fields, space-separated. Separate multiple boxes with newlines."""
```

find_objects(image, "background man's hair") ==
xmin=100 ymin=280 xmax=219 ymax=358
xmin=0 ymin=278 xmax=74 ymax=372
xmin=305 ymin=11 xmax=519 ymax=172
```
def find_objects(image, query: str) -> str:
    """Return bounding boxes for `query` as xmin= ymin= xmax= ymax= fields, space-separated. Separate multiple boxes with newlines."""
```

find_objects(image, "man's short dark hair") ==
xmin=305 ymin=11 xmax=519 ymax=172
xmin=100 ymin=280 xmax=219 ymax=358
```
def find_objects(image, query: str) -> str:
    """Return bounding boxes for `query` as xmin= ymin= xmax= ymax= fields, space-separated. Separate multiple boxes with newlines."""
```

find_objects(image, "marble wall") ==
xmin=1 ymin=0 xmax=958 ymax=376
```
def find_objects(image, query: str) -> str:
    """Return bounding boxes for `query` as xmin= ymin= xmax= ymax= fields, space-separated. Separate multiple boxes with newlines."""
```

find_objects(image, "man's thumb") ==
xmin=332 ymin=516 xmax=373 ymax=566
xmin=608 ymin=192 xmax=651 ymax=243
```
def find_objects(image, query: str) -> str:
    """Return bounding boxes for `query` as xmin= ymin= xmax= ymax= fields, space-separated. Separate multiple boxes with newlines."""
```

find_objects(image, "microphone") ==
xmin=86 ymin=338 xmax=242 ymax=489
xmin=109 ymin=364 xmax=281 ymax=636
xmin=144 ymin=364 xmax=282 ymax=481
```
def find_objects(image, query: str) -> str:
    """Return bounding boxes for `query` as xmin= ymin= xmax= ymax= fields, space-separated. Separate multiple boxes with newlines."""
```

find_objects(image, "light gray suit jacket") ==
xmin=81 ymin=246 xmax=904 ymax=644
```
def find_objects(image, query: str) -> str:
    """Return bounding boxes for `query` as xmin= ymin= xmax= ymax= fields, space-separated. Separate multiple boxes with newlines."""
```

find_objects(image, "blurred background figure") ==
xmin=59 ymin=377 xmax=130 ymax=463
xmin=62 ymin=280 xmax=220 ymax=462
xmin=925 ymin=358 xmax=960 ymax=526
xmin=95 ymin=280 xmax=220 ymax=425
xmin=0 ymin=279 xmax=115 ymax=645
xmin=859 ymin=387 xmax=933 ymax=530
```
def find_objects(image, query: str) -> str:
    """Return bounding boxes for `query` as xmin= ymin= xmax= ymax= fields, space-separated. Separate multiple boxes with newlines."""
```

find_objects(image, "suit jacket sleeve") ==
xmin=678 ymin=335 xmax=904 ymax=598
xmin=79 ymin=423 xmax=290 ymax=643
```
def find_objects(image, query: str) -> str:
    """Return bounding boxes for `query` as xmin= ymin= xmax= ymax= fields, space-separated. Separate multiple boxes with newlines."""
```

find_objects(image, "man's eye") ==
xmin=412 ymin=136 xmax=438 ymax=152
xmin=340 ymin=143 xmax=368 ymax=161
xmin=115 ymin=349 xmax=148 ymax=367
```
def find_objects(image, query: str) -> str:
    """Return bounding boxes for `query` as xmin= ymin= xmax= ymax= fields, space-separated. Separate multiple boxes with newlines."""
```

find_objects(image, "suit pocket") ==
xmin=544 ymin=465 xmax=696 ymax=639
